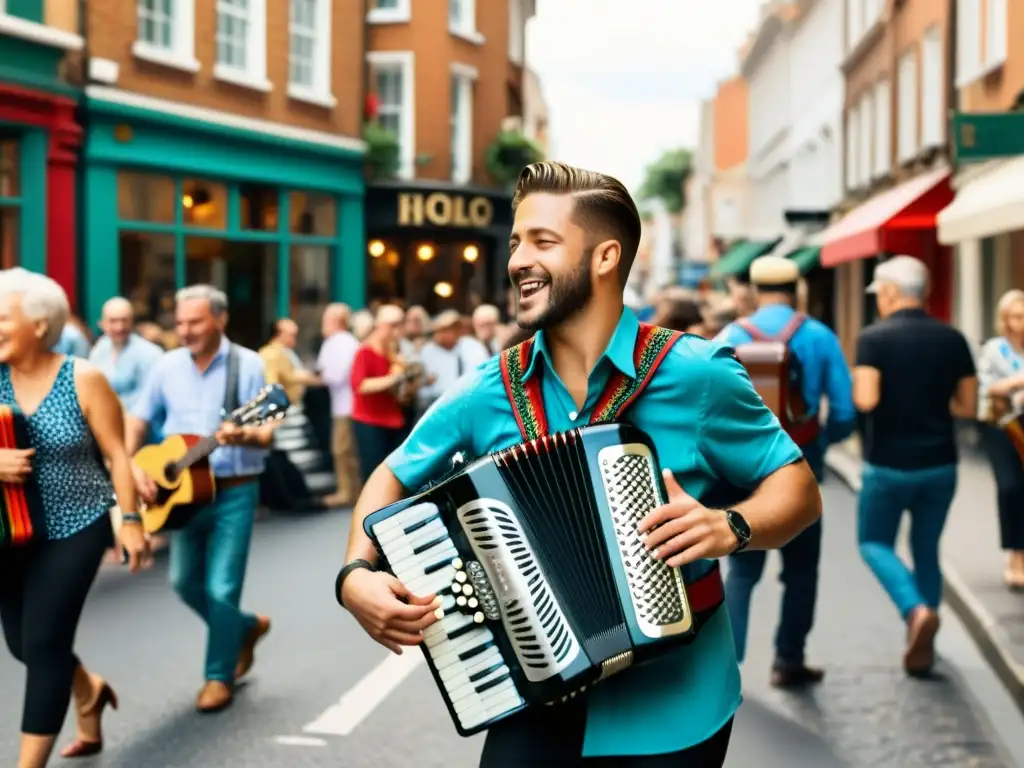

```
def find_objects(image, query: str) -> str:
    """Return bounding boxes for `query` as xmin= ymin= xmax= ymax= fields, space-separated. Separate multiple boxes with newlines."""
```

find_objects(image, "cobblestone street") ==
xmin=0 ymin=478 xmax=1019 ymax=767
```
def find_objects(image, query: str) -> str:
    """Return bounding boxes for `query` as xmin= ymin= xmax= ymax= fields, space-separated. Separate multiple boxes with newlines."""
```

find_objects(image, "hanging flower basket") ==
xmin=485 ymin=130 xmax=545 ymax=189
xmin=363 ymin=121 xmax=400 ymax=180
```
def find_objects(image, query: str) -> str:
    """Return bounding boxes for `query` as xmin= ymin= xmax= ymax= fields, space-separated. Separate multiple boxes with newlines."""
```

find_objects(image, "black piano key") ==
xmin=413 ymin=534 xmax=449 ymax=556
xmin=476 ymin=673 xmax=512 ymax=694
xmin=458 ymin=640 xmax=495 ymax=662
xmin=424 ymin=557 xmax=451 ymax=575
xmin=403 ymin=512 xmax=440 ymax=535
xmin=449 ymin=622 xmax=480 ymax=641
xmin=469 ymin=662 xmax=505 ymax=683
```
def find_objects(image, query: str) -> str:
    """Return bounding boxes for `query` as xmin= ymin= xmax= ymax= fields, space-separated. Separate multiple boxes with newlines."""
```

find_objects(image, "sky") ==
xmin=525 ymin=0 xmax=763 ymax=194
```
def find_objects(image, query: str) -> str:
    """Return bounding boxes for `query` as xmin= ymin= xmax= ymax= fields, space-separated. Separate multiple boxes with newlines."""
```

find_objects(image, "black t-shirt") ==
xmin=856 ymin=308 xmax=976 ymax=470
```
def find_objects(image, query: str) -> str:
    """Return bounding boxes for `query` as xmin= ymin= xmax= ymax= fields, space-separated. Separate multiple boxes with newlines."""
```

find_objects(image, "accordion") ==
xmin=364 ymin=423 xmax=725 ymax=736
xmin=0 ymin=405 xmax=42 ymax=548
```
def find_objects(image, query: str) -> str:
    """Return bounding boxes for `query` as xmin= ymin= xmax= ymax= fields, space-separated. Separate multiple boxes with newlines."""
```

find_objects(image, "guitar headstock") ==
xmin=230 ymin=384 xmax=291 ymax=427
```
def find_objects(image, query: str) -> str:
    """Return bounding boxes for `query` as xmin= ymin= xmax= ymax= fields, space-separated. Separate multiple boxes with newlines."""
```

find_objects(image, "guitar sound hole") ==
xmin=163 ymin=462 xmax=180 ymax=483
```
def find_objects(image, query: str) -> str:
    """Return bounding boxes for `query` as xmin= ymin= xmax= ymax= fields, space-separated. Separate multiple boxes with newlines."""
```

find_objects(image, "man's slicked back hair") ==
xmin=512 ymin=161 xmax=642 ymax=285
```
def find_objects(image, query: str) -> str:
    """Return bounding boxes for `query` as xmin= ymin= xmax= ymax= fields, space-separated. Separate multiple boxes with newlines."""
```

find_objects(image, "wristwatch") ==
xmin=724 ymin=510 xmax=752 ymax=554
xmin=335 ymin=559 xmax=375 ymax=609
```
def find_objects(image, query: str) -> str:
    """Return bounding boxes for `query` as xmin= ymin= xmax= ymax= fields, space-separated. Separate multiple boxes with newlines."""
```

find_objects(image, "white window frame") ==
xmin=214 ymin=0 xmax=269 ymax=92
xmin=858 ymin=92 xmax=872 ymax=187
xmin=133 ymin=0 xmax=199 ymax=73
xmin=367 ymin=0 xmax=410 ymax=25
xmin=368 ymin=51 xmax=415 ymax=180
xmin=897 ymin=47 xmax=918 ymax=163
xmin=956 ymin=0 xmax=981 ymax=85
xmin=846 ymin=103 xmax=860 ymax=191
xmin=450 ymin=63 xmax=477 ymax=185
xmin=873 ymin=78 xmax=891 ymax=178
xmin=921 ymin=25 xmax=944 ymax=149
xmin=449 ymin=0 xmax=484 ymax=44
xmin=984 ymin=0 xmax=1007 ymax=72
xmin=508 ymin=0 xmax=524 ymax=65
xmin=288 ymin=0 xmax=334 ymax=107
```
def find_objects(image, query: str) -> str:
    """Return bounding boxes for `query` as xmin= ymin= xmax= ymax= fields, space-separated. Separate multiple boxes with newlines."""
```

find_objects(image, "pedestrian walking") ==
xmin=974 ymin=288 xmax=1024 ymax=589
xmin=716 ymin=255 xmax=856 ymax=687
xmin=0 ymin=268 xmax=148 ymax=766
xmin=852 ymin=256 xmax=977 ymax=675
xmin=317 ymin=304 xmax=362 ymax=507
xmin=126 ymin=284 xmax=274 ymax=713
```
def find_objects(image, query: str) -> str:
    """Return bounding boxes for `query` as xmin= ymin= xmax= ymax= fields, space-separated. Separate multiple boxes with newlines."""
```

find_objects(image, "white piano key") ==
xmin=371 ymin=503 xmax=439 ymax=537
xmin=448 ymin=665 xmax=510 ymax=704
xmin=437 ymin=647 xmax=502 ymax=684
xmin=380 ymin=521 xmax=448 ymax=565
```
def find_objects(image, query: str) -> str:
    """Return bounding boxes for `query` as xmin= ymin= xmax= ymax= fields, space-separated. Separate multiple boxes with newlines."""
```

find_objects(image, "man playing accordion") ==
xmin=335 ymin=161 xmax=822 ymax=767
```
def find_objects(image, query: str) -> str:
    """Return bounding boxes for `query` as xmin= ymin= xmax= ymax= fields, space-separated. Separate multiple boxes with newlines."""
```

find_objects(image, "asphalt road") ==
xmin=0 ymin=477 xmax=1020 ymax=767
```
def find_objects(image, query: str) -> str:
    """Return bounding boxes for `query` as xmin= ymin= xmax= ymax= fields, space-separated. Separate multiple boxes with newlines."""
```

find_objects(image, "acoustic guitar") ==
xmin=133 ymin=384 xmax=290 ymax=534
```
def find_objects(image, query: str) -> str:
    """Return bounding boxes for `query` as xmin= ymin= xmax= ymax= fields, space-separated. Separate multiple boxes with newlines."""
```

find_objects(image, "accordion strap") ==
xmin=499 ymin=323 xmax=684 ymax=442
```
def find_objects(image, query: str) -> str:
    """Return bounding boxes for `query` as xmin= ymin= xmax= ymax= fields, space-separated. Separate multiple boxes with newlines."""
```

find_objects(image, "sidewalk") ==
xmin=826 ymin=437 xmax=1024 ymax=712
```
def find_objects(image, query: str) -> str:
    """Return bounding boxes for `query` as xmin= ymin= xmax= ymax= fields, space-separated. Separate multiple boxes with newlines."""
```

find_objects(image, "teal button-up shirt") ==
xmin=386 ymin=308 xmax=802 ymax=757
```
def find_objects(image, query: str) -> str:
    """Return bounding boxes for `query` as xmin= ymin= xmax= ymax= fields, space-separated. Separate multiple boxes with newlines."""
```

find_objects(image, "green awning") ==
xmin=787 ymin=246 xmax=821 ymax=274
xmin=710 ymin=239 xmax=780 ymax=277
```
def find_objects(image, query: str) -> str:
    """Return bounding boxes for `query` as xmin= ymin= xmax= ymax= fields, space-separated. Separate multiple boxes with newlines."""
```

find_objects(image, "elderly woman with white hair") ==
xmin=977 ymin=288 xmax=1024 ymax=588
xmin=0 ymin=269 xmax=148 ymax=766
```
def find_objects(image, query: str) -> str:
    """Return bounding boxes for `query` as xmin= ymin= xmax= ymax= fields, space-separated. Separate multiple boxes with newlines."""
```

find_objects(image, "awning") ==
xmin=819 ymin=167 xmax=953 ymax=267
xmin=787 ymin=246 xmax=820 ymax=274
xmin=710 ymin=238 xmax=781 ymax=277
xmin=937 ymin=155 xmax=1024 ymax=244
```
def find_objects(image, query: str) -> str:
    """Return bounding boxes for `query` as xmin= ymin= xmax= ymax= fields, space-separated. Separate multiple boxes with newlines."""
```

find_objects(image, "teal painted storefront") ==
xmin=82 ymin=95 xmax=366 ymax=352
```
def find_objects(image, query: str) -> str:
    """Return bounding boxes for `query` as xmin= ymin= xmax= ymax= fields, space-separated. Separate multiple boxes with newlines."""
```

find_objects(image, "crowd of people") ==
xmin=1 ymin=158 xmax=1024 ymax=767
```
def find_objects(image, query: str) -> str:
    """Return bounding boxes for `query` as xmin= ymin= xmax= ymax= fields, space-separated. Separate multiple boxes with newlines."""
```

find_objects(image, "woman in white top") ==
xmin=977 ymin=289 xmax=1024 ymax=588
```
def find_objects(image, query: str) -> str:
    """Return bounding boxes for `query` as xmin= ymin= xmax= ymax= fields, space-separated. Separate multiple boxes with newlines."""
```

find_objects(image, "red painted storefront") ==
xmin=0 ymin=81 xmax=81 ymax=309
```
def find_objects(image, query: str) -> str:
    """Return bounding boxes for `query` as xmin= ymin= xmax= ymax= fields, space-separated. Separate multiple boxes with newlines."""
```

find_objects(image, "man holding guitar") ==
xmin=125 ymin=285 xmax=276 ymax=714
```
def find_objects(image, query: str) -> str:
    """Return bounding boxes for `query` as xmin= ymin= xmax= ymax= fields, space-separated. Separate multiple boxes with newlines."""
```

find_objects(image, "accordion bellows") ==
xmin=365 ymin=423 xmax=708 ymax=736
xmin=0 ymin=405 xmax=41 ymax=547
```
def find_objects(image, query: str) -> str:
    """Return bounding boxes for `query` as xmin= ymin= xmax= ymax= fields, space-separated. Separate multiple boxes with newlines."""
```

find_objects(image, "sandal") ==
xmin=60 ymin=681 xmax=118 ymax=758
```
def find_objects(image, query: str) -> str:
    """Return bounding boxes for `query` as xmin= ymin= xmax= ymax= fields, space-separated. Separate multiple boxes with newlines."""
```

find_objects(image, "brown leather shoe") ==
xmin=903 ymin=606 xmax=939 ymax=676
xmin=770 ymin=664 xmax=825 ymax=688
xmin=235 ymin=614 xmax=271 ymax=680
xmin=196 ymin=681 xmax=233 ymax=713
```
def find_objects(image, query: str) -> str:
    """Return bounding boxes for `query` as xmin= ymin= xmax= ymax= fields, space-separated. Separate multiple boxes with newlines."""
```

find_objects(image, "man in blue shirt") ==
xmin=716 ymin=255 xmax=855 ymax=688
xmin=89 ymin=297 xmax=164 ymax=413
xmin=336 ymin=162 xmax=821 ymax=765
xmin=126 ymin=285 xmax=275 ymax=714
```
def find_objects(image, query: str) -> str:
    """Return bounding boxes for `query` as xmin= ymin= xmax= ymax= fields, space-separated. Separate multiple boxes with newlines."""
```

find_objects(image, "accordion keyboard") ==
xmin=370 ymin=503 xmax=526 ymax=732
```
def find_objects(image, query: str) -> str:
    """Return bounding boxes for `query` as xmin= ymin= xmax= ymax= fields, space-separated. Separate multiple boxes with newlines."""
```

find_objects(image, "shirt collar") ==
xmin=523 ymin=307 xmax=639 ymax=381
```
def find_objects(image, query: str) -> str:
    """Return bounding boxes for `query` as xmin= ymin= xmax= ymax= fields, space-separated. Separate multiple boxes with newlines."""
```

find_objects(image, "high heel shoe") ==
xmin=60 ymin=682 xmax=118 ymax=758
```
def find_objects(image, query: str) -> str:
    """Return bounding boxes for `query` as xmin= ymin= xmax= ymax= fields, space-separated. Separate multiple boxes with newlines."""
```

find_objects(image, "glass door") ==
xmin=185 ymin=237 xmax=278 ymax=351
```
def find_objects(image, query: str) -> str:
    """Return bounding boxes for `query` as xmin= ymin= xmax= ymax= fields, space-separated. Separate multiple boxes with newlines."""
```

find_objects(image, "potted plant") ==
xmin=485 ymin=129 xmax=544 ymax=189
xmin=363 ymin=121 xmax=400 ymax=180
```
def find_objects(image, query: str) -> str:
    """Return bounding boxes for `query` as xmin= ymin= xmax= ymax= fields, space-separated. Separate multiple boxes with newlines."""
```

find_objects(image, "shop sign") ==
xmin=398 ymin=192 xmax=494 ymax=228
xmin=953 ymin=112 xmax=1024 ymax=162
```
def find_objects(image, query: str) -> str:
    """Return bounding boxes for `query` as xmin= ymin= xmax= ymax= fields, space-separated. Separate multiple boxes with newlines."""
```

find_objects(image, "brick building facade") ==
xmin=78 ymin=0 xmax=367 ymax=358
xmin=363 ymin=0 xmax=540 ymax=315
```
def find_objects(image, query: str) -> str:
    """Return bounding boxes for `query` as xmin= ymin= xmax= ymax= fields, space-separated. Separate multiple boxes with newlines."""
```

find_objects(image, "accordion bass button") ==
xmin=468 ymin=597 xmax=478 ymax=608
xmin=452 ymin=558 xmax=464 ymax=570
xmin=473 ymin=612 xmax=485 ymax=624
xmin=455 ymin=571 xmax=468 ymax=583
xmin=452 ymin=583 xmax=463 ymax=594
xmin=457 ymin=596 xmax=468 ymax=607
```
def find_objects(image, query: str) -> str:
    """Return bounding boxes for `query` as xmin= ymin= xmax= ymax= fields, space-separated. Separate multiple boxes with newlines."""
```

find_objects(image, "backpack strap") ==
xmin=222 ymin=343 xmax=241 ymax=417
xmin=590 ymin=323 xmax=683 ymax=425
xmin=499 ymin=336 xmax=549 ymax=442
xmin=776 ymin=312 xmax=807 ymax=344
xmin=735 ymin=318 xmax=767 ymax=341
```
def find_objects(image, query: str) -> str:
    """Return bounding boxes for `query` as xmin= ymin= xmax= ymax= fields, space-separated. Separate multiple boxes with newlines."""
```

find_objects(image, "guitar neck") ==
xmin=172 ymin=435 xmax=221 ymax=476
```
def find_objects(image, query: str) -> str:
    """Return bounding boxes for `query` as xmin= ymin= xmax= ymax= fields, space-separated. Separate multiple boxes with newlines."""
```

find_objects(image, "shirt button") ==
xmin=569 ymin=410 xmax=578 ymax=420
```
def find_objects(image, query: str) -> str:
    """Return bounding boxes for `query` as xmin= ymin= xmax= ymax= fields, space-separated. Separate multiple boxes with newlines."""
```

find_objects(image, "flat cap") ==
xmin=431 ymin=309 xmax=463 ymax=332
xmin=749 ymin=255 xmax=799 ymax=286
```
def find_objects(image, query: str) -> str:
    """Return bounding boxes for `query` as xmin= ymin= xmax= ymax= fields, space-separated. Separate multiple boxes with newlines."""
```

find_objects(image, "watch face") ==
xmin=729 ymin=510 xmax=751 ymax=539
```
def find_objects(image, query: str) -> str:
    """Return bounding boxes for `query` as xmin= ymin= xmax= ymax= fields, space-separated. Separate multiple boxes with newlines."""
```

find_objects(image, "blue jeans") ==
xmin=725 ymin=450 xmax=823 ymax=667
xmin=169 ymin=481 xmax=260 ymax=682
xmin=858 ymin=462 xmax=957 ymax=619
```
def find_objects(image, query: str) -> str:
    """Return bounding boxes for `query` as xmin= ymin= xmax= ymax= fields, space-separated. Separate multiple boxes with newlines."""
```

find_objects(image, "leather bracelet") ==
xmin=335 ymin=559 xmax=375 ymax=609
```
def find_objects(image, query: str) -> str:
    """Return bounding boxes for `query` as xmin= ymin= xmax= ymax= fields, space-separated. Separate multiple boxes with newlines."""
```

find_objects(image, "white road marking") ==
xmin=303 ymin=650 xmax=425 ymax=736
xmin=274 ymin=735 xmax=328 ymax=747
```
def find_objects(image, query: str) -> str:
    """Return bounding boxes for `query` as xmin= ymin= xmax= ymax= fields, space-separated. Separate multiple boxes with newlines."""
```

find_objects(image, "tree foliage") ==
xmin=637 ymin=148 xmax=693 ymax=214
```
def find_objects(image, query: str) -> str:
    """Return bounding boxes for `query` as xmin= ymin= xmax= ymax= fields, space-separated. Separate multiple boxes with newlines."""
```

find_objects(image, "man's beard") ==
xmin=516 ymin=257 xmax=593 ymax=331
